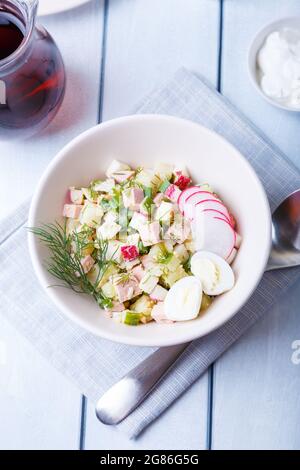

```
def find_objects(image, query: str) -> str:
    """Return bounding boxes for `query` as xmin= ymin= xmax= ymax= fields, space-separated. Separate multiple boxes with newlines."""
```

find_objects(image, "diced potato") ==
xmin=147 ymin=265 xmax=164 ymax=277
xmin=165 ymin=254 xmax=181 ymax=272
xmin=164 ymin=240 xmax=175 ymax=251
xmin=155 ymin=201 xmax=174 ymax=224
xmin=200 ymin=293 xmax=213 ymax=311
xmin=131 ymin=294 xmax=154 ymax=315
xmin=69 ymin=187 xmax=84 ymax=205
xmin=174 ymin=244 xmax=189 ymax=263
xmin=184 ymin=238 xmax=195 ymax=253
xmin=103 ymin=211 xmax=118 ymax=224
xmin=139 ymin=274 xmax=159 ymax=294
xmin=93 ymin=178 xmax=115 ymax=193
xmin=82 ymin=187 xmax=97 ymax=202
xmin=154 ymin=162 xmax=174 ymax=180
xmin=105 ymin=241 xmax=123 ymax=264
xmin=160 ymin=265 xmax=187 ymax=288
xmin=101 ymin=281 xmax=116 ymax=299
xmin=149 ymin=285 xmax=168 ymax=301
xmin=106 ymin=159 xmax=131 ymax=178
xmin=98 ymin=263 xmax=119 ymax=288
xmin=80 ymin=202 xmax=103 ymax=227
xmin=96 ymin=221 xmax=121 ymax=240
xmin=149 ymin=242 xmax=166 ymax=260
xmin=129 ymin=212 xmax=147 ymax=231
xmin=87 ymin=264 xmax=100 ymax=288
xmin=66 ymin=218 xmax=80 ymax=237
xmin=87 ymin=263 xmax=118 ymax=290
xmin=135 ymin=169 xmax=162 ymax=194
xmin=126 ymin=232 xmax=140 ymax=246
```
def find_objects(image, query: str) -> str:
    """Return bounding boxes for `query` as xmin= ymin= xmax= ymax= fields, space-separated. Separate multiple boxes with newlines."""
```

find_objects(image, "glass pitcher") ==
xmin=0 ymin=0 xmax=65 ymax=139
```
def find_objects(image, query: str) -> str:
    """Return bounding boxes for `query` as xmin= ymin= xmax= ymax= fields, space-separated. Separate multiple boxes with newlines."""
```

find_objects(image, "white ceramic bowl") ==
xmin=248 ymin=17 xmax=300 ymax=112
xmin=28 ymin=115 xmax=271 ymax=347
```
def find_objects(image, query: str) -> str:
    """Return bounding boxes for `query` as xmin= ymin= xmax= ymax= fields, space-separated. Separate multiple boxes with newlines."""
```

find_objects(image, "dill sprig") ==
xmin=28 ymin=222 xmax=113 ymax=309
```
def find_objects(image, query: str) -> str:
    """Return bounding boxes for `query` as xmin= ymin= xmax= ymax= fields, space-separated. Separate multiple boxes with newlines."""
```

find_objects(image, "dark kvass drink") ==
xmin=0 ymin=2 xmax=65 ymax=139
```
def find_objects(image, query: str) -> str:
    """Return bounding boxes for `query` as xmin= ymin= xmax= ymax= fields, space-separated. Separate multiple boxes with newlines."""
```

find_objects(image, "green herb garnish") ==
xmin=138 ymin=241 xmax=149 ymax=255
xmin=28 ymin=222 xmax=112 ymax=309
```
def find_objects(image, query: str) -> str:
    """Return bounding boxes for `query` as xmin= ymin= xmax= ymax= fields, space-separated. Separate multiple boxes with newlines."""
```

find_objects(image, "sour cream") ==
xmin=257 ymin=28 xmax=300 ymax=108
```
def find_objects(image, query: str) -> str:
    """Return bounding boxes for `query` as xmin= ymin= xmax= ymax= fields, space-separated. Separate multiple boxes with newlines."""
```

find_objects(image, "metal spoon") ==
xmin=96 ymin=189 xmax=300 ymax=425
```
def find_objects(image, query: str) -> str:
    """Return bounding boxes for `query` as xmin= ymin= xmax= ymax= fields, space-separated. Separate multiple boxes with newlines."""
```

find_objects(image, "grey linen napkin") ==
xmin=1 ymin=68 xmax=299 ymax=439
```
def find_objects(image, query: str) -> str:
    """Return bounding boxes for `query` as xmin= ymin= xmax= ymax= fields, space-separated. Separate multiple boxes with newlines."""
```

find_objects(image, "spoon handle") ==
xmin=96 ymin=342 xmax=190 ymax=425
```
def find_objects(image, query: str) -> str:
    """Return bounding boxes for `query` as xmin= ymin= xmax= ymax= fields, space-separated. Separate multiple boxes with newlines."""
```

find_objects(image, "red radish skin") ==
xmin=183 ymin=191 xmax=221 ymax=219
xmin=193 ymin=199 xmax=231 ymax=223
xmin=214 ymin=216 xmax=237 ymax=260
xmin=178 ymin=186 xmax=204 ymax=212
xmin=227 ymin=247 xmax=237 ymax=265
xmin=202 ymin=208 xmax=230 ymax=223
xmin=183 ymin=191 xmax=219 ymax=217
xmin=185 ymin=190 xmax=220 ymax=205
xmin=174 ymin=174 xmax=191 ymax=190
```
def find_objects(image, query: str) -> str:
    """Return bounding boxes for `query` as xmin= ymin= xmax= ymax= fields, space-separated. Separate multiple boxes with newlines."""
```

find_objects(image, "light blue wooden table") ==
xmin=0 ymin=0 xmax=300 ymax=450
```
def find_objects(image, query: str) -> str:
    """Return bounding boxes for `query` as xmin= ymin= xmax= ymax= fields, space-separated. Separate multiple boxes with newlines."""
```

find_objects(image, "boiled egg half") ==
xmin=164 ymin=276 xmax=203 ymax=321
xmin=190 ymin=251 xmax=235 ymax=296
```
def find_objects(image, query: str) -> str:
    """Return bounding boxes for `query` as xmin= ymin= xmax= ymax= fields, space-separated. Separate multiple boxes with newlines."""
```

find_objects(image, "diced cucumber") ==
xmin=159 ymin=180 xmax=171 ymax=192
xmin=138 ymin=240 xmax=149 ymax=255
xmin=144 ymin=186 xmax=152 ymax=198
xmin=122 ymin=310 xmax=142 ymax=326
xmin=200 ymin=293 xmax=213 ymax=311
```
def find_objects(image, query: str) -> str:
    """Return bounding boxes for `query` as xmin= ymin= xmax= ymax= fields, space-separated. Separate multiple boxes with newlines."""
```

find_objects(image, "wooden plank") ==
xmin=212 ymin=0 xmax=300 ymax=450
xmin=0 ymin=0 xmax=104 ymax=449
xmin=84 ymin=0 xmax=220 ymax=450
xmin=85 ymin=384 xmax=208 ymax=450
xmin=0 ymin=316 xmax=81 ymax=450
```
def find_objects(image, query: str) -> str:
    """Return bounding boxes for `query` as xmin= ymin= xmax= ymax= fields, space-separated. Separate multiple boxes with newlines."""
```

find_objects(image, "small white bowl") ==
xmin=248 ymin=17 xmax=300 ymax=112
xmin=28 ymin=115 xmax=271 ymax=347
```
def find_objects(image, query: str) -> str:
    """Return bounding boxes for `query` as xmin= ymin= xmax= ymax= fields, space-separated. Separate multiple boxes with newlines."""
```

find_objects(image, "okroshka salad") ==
xmin=31 ymin=160 xmax=241 ymax=326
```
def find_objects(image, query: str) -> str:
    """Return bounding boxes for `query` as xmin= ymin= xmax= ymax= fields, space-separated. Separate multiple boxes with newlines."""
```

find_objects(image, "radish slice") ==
xmin=192 ymin=199 xmax=231 ymax=223
xmin=178 ymin=186 xmax=203 ymax=212
xmin=234 ymin=232 xmax=242 ymax=248
xmin=227 ymin=247 xmax=237 ymax=265
xmin=185 ymin=190 xmax=220 ymax=207
xmin=192 ymin=210 xmax=236 ymax=260
xmin=183 ymin=191 xmax=220 ymax=218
